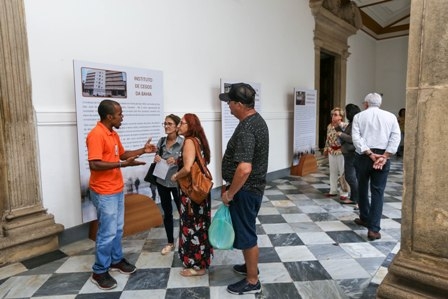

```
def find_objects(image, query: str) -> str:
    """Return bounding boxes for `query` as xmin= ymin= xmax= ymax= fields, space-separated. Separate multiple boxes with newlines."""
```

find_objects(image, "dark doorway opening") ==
xmin=319 ymin=51 xmax=335 ymax=150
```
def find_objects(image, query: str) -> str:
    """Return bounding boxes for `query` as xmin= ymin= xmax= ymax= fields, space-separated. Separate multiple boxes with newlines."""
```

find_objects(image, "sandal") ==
xmin=340 ymin=198 xmax=356 ymax=204
xmin=161 ymin=244 xmax=174 ymax=255
xmin=180 ymin=268 xmax=206 ymax=277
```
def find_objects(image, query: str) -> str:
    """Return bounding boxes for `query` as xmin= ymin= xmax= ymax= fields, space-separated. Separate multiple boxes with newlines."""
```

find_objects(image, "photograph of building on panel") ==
xmin=296 ymin=91 xmax=306 ymax=105
xmin=81 ymin=67 xmax=127 ymax=98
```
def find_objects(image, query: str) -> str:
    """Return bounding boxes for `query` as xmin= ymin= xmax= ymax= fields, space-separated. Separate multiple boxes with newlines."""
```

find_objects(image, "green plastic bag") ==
xmin=209 ymin=204 xmax=234 ymax=249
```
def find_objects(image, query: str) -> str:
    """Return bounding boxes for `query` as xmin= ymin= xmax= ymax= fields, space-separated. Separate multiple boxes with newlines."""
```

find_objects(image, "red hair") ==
xmin=182 ymin=113 xmax=211 ymax=164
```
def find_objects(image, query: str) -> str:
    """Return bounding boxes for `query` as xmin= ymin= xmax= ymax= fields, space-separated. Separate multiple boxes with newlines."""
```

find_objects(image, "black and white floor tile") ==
xmin=0 ymin=158 xmax=403 ymax=298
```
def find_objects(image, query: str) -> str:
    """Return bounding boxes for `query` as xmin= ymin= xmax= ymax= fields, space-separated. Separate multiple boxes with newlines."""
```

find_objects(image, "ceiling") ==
xmin=352 ymin=0 xmax=411 ymax=40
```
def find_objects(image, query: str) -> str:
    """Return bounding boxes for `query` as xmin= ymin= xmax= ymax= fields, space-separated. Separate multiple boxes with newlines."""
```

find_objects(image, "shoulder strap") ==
xmin=189 ymin=137 xmax=212 ymax=180
xmin=157 ymin=136 xmax=166 ymax=155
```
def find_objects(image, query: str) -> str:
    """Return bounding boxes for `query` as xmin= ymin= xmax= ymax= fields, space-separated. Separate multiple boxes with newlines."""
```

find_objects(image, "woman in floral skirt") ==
xmin=170 ymin=113 xmax=213 ymax=276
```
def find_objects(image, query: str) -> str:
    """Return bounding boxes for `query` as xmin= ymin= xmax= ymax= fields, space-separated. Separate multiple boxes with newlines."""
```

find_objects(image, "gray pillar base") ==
xmin=0 ymin=207 xmax=64 ymax=265
xmin=377 ymin=251 xmax=448 ymax=299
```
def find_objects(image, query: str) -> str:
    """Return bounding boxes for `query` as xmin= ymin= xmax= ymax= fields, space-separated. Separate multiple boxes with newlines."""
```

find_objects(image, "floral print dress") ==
xmin=178 ymin=193 xmax=213 ymax=270
xmin=177 ymin=142 xmax=213 ymax=270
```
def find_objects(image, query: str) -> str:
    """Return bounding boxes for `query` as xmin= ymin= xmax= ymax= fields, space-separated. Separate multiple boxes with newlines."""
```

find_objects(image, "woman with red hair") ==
xmin=171 ymin=113 xmax=213 ymax=277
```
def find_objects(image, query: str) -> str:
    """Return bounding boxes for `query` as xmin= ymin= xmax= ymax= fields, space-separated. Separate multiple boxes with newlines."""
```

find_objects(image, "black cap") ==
xmin=219 ymin=83 xmax=256 ymax=105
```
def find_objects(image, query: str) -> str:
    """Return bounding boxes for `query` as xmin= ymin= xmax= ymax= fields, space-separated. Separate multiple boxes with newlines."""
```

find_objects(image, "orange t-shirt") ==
xmin=86 ymin=122 xmax=125 ymax=194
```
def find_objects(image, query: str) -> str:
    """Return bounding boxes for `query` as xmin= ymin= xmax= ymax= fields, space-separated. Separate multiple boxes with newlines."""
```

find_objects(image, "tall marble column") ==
xmin=377 ymin=1 xmax=448 ymax=297
xmin=0 ymin=0 xmax=63 ymax=265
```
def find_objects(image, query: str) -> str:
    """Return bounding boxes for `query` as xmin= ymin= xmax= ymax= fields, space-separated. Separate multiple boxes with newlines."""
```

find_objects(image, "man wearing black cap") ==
xmin=219 ymin=83 xmax=269 ymax=295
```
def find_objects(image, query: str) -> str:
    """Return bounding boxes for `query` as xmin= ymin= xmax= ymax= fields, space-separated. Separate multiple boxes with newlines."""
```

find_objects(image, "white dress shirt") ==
xmin=352 ymin=106 xmax=401 ymax=155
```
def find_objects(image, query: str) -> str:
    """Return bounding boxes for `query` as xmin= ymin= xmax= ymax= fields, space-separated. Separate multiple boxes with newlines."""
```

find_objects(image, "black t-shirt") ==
xmin=222 ymin=112 xmax=269 ymax=196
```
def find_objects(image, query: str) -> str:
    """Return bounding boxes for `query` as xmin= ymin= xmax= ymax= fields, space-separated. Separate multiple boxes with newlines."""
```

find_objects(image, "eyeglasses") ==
xmin=179 ymin=121 xmax=188 ymax=126
xmin=162 ymin=122 xmax=175 ymax=127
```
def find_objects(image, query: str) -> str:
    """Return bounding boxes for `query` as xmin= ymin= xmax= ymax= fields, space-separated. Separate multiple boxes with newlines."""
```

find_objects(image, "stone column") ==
xmin=377 ymin=1 xmax=448 ymax=298
xmin=0 ymin=0 xmax=63 ymax=265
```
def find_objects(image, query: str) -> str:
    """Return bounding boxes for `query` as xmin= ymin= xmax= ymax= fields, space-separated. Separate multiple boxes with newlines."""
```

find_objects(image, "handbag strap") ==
xmin=157 ymin=136 xmax=166 ymax=156
xmin=189 ymin=137 xmax=212 ymax=180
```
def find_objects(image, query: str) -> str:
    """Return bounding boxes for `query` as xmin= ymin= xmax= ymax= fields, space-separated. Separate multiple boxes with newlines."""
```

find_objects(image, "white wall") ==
xmin=376 ymin=36 xmax=408 ymax=114
xmin=24 ymin=1 xmax=408 ymax=229
xmin=347 ymin=32 xmax=408 ymax=114
xmin=347 ymin=31 xmax=377 ymax=105
xmin=24 ymin=0 xmax=315 ymax=228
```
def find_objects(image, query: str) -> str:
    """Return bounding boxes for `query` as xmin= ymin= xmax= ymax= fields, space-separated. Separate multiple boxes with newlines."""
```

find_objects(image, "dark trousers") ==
xmin=354 ymin=152 xmax=390 ymax=232
xmin=343 ymin=153 xmax=358 ymax=203
xmin=156 ymin=183 xmax=181 ymax=243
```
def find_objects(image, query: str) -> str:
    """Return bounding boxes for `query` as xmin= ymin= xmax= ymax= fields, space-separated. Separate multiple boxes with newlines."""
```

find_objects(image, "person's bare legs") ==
xmin=243 ymin=245 xmax=259 ymax=284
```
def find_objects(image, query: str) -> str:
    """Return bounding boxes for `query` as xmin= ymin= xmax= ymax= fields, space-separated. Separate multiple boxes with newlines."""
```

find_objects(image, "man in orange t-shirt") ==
xmin=86 ymin=99 xmax=156 ymax=290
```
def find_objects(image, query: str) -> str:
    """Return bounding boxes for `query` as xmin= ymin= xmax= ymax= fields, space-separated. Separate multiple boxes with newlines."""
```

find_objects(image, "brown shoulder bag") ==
xmin=178 ymin=138 xmax=213 ymax=204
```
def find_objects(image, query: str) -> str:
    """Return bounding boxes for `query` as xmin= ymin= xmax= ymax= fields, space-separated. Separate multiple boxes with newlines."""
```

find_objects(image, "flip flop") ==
xmin=340 ymin=198 xmax=356 ymax=204
xmin=180 ymin=268 xmax=206 ymax=277
xmin=161 ymin=244 xmax=175 ymax=255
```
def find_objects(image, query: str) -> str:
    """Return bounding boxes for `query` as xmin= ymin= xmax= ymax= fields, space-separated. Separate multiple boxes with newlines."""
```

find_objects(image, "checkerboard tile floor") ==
xmin=0 ymin=158 xmax=403 ymax=299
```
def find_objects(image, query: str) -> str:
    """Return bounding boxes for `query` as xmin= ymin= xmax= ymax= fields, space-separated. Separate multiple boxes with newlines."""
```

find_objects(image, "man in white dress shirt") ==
xmin=351 ymin=93 xmax=401 ymax=240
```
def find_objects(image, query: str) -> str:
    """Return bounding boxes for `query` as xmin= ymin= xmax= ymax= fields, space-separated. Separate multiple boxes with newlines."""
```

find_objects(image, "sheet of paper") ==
xmin=153 ymin=159 xmax=170 ymax=179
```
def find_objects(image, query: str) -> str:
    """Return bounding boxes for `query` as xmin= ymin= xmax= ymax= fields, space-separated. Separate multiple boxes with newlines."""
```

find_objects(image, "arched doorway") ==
xmin=309 ymin=0 xmax=361 ymax=151
xmin=318 ymin=51 xmax=335 ymax=149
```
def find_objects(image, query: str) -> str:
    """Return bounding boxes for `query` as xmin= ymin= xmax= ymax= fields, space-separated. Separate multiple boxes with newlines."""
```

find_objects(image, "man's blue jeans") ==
xmin=354 ymin=153 xmax=390 ymax=232
xmin=90 ymin=189 xmax=124 ymax=274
